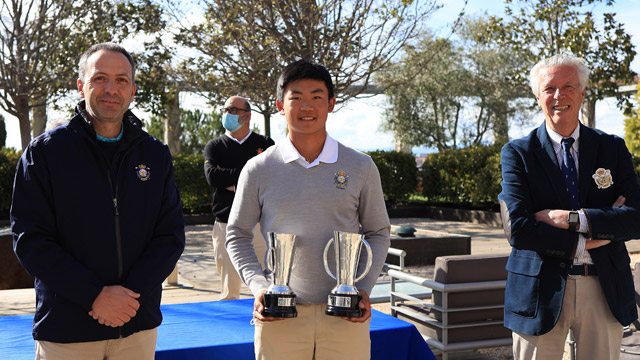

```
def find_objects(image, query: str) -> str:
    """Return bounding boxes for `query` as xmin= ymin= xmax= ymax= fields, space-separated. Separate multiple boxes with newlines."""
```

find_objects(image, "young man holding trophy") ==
xmin=226 ymin=60 xmax=391 ymax=359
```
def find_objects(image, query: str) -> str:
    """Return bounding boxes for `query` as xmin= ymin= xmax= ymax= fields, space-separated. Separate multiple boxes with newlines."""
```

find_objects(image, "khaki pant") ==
xmin=212 ymin=221 xmax=266 ymax=300
xmin=35 ymin=328 xmax=157 ymax=360
xmin=513 ymin=276 xmax=623 ymax=360
xmin=254 ymin=304 xmax=371 ymax=360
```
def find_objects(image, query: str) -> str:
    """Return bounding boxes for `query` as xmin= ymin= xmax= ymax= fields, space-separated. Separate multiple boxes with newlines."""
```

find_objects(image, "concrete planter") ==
xmin=0 ymin=233 xmax=34 ymax=290
xmin=387 ymin=205 xmax=501 ymax=228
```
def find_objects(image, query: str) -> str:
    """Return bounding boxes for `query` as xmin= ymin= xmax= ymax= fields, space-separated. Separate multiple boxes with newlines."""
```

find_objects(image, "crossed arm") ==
xmin=534 ymin=195 xmax=626 ymax=250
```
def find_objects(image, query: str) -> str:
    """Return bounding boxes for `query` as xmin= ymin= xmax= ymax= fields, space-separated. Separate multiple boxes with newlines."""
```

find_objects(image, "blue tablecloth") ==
xmin=0 ymin=299 xmax=434 ymax=360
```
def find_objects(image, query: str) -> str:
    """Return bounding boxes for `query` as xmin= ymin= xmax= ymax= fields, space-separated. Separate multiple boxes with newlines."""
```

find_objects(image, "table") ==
xmin=0 ymin=299 xmax=435 ymax=360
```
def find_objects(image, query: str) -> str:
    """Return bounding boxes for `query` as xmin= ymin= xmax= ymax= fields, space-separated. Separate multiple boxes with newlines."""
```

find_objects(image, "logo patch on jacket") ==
xmin=592 ymin=168 xmax=612 ymax=189
xmin=136 ymin=164 xmax=151 ymax=181
xmin=334 ymin=171 xmax=349 ymax=189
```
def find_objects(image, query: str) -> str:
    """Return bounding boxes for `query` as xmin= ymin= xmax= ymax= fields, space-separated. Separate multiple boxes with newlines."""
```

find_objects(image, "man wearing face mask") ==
xmin=204 ymin=96 xmax=274 ymax=300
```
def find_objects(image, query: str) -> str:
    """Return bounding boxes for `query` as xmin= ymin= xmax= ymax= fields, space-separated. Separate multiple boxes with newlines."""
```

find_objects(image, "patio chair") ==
xmin=388 ymin=253 xmax=511 ymax=360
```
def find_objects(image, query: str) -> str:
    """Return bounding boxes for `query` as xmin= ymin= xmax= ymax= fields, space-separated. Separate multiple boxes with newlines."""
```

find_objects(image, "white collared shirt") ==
xmin=225 ymin=129 xmax=253 ymax=144
xmin=280 ymin=133 xmax=338 ymax=169
xmin=545 ymin=123 xmax=592 ymax=265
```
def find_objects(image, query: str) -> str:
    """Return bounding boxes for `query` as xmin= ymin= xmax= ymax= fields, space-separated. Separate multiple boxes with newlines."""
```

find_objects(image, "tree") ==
xmin=172 ymin=0 xmax=437 ymax=137
xmin=487 ymin=0 xmax=637 ymax=128
xmin=146 ymin=108 xmax=225 ymax=155
xmin=0 ymin=0 xmax=76 ymax=150
xmin=0 ymin=114 xmax=5 ymax=148
xmin=624 ymin=83 xmax=640 ymax=157
xmin=0 ymin=0 xmax=169 ymax=150
xmin=379 ymin=18 xmax=532 ymax=151
xmin=133 ymin=38 xmax=185 ymax=154
xmin=381 ymin=36 xmax=468 ymax=151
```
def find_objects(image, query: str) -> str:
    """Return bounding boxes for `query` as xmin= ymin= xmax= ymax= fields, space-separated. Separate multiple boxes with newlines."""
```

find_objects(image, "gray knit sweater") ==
xmin=226 ymin=141 xmax=391 ymax=304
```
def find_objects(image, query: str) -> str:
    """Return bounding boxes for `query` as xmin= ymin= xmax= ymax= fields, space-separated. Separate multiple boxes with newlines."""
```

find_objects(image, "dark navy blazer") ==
xmin=499 ymin=123 xmax=640 ymax=336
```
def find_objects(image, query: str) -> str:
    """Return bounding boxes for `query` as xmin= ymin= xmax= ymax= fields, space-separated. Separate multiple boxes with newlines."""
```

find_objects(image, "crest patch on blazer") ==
xmin=136 ymin=164 xmax=151 ymax=181
xmin=592 ymin=168 xmax=612 ymax=189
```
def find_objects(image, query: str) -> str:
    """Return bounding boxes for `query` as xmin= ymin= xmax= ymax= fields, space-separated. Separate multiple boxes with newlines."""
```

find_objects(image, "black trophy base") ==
xmin=262 ymin=293 xmax=297 ymax=318
xmin=325 ymin=293 xmax=362 ymax=318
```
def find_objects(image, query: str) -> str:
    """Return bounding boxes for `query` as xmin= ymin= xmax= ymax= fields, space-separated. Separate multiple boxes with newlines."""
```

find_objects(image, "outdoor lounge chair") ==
xmin=388 ymin=253 xmax=511 ymax=360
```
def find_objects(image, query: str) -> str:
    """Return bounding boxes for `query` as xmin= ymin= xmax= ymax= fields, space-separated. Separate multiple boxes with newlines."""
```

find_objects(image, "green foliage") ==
xmin=366 ymin=150 xmax=418 ymax=204
xmin=379 ymin=18 xmax=533 ymax=151
xmin=0 ymin=148 xmax=21 ymax=218
xmin=624 ymin=83 xmax=640 ymax=157
xmin=180 ymin=109 xmax=225 ymax=154
xmin=145 ymin=114 xmax=164 ymax=141
xmin=146 ymin=109 xmax=225 ymax=155
xmin=172 ymin=153 xmax=211 ymax=214
xmin=421 ymin=145 xmax=502 ymax=204
xmin=633 ymin=155 xmax=640 ymax=181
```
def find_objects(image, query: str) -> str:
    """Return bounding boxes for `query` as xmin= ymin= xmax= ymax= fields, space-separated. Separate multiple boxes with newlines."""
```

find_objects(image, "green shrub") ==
xmin=421 ymin=145 xmax=502 ymax=204
xmin=172 ymin=153 xmax=211 ymax=214
xmin=366 ymin=150 xmax=418 ymax=204
xmin=0 ymin=148 xmax=21 ymax=219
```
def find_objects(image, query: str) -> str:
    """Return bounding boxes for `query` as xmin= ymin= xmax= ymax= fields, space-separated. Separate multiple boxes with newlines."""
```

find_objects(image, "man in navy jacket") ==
xmin=11 ymin=43 xmax=185 ymax=359
xmin=499 ymin=54 xmax=640 ymax=359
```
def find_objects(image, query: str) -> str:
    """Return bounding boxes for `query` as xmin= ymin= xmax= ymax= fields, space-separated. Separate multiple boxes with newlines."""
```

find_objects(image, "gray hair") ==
xmin=78 ymin=42 xmax=136 ymax=82
xmin=529 ymin=54 xmax=589 ymax=96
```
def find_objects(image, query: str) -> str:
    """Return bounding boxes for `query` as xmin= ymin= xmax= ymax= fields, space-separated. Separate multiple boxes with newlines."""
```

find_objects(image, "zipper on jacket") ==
xmin=109 ymin=140 xmax=146 ymax=338
xmin=113 ymin=197 xmax=123 ymax=281
xmin=112 ymin=196 xmax=124 ymax=339
xmin=102 ymin=134 xmax=146 ymax=283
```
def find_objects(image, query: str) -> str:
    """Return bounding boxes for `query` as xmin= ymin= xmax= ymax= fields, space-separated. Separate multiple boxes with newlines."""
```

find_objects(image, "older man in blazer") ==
xmin=499 ymin=53 xmax=640 ymax=359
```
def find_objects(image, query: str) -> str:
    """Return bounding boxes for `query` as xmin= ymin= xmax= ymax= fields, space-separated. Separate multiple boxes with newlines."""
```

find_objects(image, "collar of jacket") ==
xmin=69 ymin=100 xmax=146 ymax=146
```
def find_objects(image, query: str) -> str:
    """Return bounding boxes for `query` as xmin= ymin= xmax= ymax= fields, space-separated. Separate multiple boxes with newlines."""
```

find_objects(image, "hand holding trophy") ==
xmin=323 ymin=231 xmax=372 ymax=317
xmin=262 ymin=232 xmax=298 ymax=318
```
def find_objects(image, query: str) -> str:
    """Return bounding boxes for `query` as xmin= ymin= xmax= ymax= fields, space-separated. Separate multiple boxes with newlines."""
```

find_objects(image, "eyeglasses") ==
xmin=222 ymin=107 xmax=250 ymax=115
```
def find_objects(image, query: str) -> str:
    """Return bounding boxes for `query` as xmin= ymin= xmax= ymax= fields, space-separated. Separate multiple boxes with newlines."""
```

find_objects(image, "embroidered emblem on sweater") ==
xmin=136 ymin=164 xmax=151 ymax=181
xmin=592 ymin=168 xmax=612 ymax=189
xmin=334 ymin=171 xmax=349 ymax=189
xmin=257 ymin=148 xmax=264 ymax=155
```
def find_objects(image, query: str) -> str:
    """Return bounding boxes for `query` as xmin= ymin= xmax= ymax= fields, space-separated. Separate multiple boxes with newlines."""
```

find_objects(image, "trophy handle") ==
xmin=354 ymin=238 xmax=373 ymax=282
xmin=266 ymin=246 xmax=275 ymax=273
xmin=323 ymin=238 xmax=336 ymax=280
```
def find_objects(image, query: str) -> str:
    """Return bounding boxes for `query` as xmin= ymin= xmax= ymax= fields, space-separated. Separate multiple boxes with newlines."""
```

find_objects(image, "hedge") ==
xmin=172 ymin=153 xmax=211 ymax=214
xmin=0 ymin=148 xmax=21 ymax=219
xmin=2 ymin=147 xmax=639 ymax=218
xmin=0 ymin=149 xmax=420 ymax=218
xmin=366 ymin=150 xmax=418 ymax=204
xmin=421 ymin=144 xmax=503 ymax=204
xmin=172 ymin=150 xmax=421 ymax=213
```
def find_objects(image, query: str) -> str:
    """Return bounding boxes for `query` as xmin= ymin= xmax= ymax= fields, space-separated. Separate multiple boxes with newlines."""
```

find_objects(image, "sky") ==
xmin=4 ymin=0 xmax=640 ymax=152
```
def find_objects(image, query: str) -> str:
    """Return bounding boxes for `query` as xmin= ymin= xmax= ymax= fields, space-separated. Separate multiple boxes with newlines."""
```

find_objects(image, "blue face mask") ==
xmin=221 ymin=113 xmax=243 ymax=133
